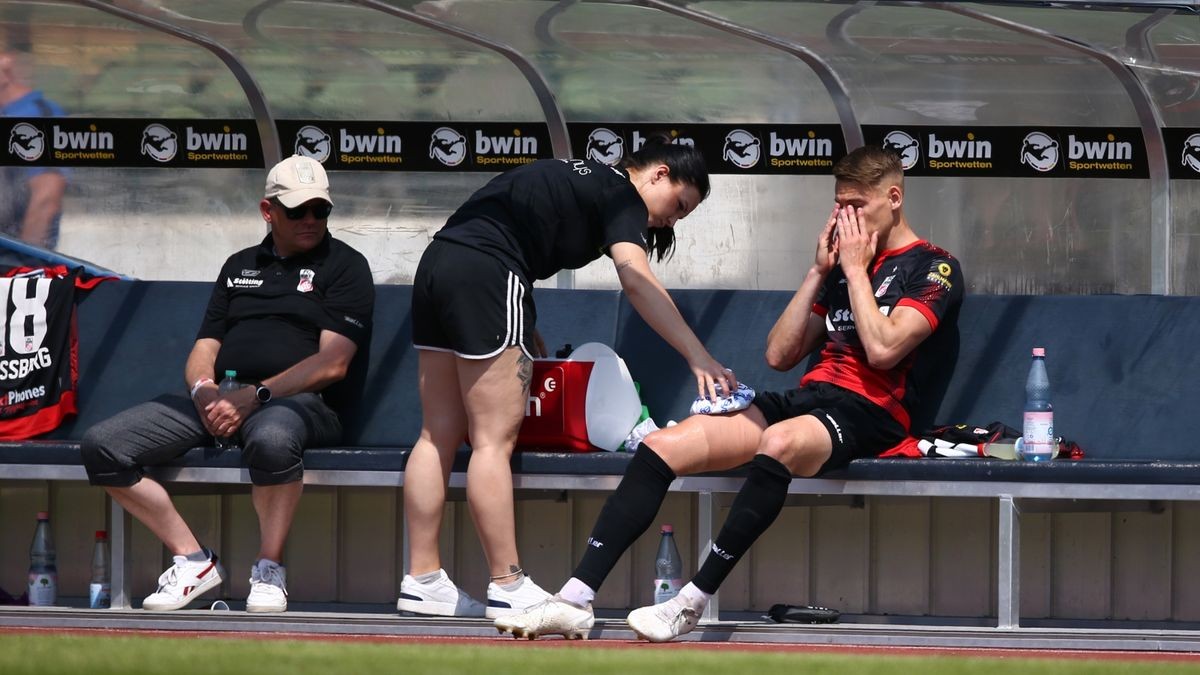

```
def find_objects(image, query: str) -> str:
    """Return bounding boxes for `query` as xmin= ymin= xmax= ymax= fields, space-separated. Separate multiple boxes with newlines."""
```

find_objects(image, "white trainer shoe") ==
xmin=627 ymin=594 xmax=703 ymax=642
xmin=494 ymin=595 xmax=595 ymax=640
xmin=485 ymin=574 xmax=552 ymax=619
xmin=396 ymin=569 xmax=486 ymax=617
xmin=141 ymin=554 xmax=225 ymax=611
xmin=246 ymin=559 xmax=288 ymax=613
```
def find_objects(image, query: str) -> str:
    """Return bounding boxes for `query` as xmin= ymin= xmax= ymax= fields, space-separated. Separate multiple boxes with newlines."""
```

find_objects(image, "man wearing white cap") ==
xmin=81 ymin=155 xmax=374 ymax=613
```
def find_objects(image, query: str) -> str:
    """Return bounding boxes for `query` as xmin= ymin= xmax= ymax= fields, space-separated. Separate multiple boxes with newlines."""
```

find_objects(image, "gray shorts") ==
xmin=80 ymin=392 xmax=342 ymax=487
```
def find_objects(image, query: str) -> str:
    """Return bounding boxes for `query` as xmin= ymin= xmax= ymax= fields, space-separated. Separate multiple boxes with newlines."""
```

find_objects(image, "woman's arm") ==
xmin=610 ymin=241 xmax=734 ymax=401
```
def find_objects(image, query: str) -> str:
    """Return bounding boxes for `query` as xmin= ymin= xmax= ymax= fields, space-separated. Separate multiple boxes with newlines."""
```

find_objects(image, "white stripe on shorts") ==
xmin=458 ymin=270 xmax=529 ymax=361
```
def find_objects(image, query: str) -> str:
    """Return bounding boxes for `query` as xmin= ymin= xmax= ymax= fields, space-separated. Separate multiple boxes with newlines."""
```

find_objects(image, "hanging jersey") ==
xmin=0 ymin=266 xmax=111 ymax=439
xmin=802 ymin=240 xmax=963 ymax=431
xmin=434 ymin=158 xmax=648 ymax=281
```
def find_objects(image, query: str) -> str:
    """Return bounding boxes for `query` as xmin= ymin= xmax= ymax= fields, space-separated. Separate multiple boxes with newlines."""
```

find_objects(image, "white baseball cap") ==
xmin=264 ymin=155 xmax=332 ymax=208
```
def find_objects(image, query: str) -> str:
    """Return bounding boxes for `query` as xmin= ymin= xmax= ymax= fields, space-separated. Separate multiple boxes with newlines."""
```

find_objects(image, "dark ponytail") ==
xmin=622 ymin=132 xmax=710 ymax=263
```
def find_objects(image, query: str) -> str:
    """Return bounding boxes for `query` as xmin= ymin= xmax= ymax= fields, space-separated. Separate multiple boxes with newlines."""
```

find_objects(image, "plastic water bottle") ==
xmin=1021 ymin=347 xmax=1055 ymax=462
xmin=89 ymin=530 xmax=111 ymax=609
xmin=653 ymin=524 xmax=684 ymax=604
xmin=27 ymin=511 xmax=57 ymax=606
xmin=215 ymin=370 xmax=239 ymax=450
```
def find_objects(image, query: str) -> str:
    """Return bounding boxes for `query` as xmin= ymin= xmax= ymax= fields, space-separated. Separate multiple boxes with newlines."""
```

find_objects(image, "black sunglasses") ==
xmin=273 ymin=198 xmax=332 ymax=220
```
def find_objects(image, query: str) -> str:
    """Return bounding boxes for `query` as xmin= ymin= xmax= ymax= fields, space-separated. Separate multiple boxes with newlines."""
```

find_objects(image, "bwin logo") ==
xmin=140 ymin=124 xmax=177 ymax=163
xmin=1182 ymin=134 xmax=1200 ymax=174
xmin=1021 ymin=132 xmax=1059 ymax=172
xmin=8 ymin=122 xmax=45 ymax=162
xmin=722 ymin=129 xmax=760 ymax=169
xmin=882 ymin=130 xmax=920 ymax=170
xmin=585 ymin=128 xmax=624 ymax=166
xmin=294 ymin=125 xmax=331 ymax=162
xmin=429 ymin=127 xmax=467 ymax=167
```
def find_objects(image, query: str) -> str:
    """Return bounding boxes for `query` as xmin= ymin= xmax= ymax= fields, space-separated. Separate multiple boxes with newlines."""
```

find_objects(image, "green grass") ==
xmin=1 ymin=633 xmax=1199 ymax=675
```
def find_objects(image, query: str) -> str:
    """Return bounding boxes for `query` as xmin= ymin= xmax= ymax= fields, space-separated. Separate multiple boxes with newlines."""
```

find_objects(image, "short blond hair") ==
xmin=833 ymin=145 xmax=904 ymax=190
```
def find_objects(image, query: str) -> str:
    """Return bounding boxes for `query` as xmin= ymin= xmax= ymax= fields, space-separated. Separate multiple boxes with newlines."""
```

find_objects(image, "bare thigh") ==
xmin=456 ymin=347 xmax=529 ymax=451
xmin=643 ymin=406 xmax=770 ymax=476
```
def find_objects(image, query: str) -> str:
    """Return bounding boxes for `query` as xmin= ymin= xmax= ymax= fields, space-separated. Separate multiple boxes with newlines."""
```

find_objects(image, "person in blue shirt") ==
xmin=0 ymin=49 xmax=66 ymax=248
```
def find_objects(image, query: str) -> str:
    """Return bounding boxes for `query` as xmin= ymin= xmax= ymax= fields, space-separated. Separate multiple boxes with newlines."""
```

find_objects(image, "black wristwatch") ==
xmin=255 ymin=384 xmax=272 ymax=404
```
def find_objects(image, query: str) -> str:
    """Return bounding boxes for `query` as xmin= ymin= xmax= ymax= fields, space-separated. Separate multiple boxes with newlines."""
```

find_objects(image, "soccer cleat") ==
xmin=494 ymin=595 xmax=595 ymax=640
xmin=626 ymin=594 xmax=702 ymax=642
xmin=246 ymin=559 xmax=288 ymax=613
xmin=141 ymin=554 xmax=225 ymax=611
xmin=396 ymin=569 xmax=486 ymax=617
xmin=485 ymin=574 xmax=552 ymax=619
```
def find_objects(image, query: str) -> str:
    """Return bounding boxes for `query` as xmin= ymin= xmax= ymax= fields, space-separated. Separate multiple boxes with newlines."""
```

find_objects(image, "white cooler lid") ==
xmin=569 ymin=342 xmax=642 ymax=451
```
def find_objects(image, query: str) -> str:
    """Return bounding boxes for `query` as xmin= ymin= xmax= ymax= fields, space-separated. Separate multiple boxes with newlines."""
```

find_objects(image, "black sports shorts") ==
xmin=412 ymin=239 xmax=536 ymax=359
xmin=752 ymin=381 xmax=907 ymax=473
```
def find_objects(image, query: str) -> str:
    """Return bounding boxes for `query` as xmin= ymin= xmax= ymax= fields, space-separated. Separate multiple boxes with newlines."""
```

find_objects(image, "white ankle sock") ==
xmin=413 ymin=569 xmax=442 ymax=584
xmin=558 ymin=577 xmax=596 ymax=607
xmin=678 ymin=582 xmax=710 ymax=609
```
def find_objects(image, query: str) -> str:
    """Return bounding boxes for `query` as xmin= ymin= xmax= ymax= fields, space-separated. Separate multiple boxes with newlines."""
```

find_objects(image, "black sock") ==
xmin=693 ymin=454 xmax=792 ymax=594
xmin=572 ymin=444 xmax=676 ymax=591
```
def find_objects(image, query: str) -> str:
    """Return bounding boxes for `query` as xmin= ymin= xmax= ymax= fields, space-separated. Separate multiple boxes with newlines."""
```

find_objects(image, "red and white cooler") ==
xmin=516 ymin=342 xmax=642 ymax=452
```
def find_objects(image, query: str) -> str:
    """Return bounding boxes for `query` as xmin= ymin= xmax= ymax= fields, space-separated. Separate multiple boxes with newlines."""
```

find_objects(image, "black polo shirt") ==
xmin=197 ymin=232 xmax=374 ymax=384
xmin=434 ymin=158 xmax=648 ymax=281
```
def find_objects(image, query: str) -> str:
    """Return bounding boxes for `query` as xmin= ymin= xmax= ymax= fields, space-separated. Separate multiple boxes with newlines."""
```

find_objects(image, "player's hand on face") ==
xmin=835 ymin=205 xmax=877 ymax=272
xmin=815 ymin=205 xmax=839 ymax=274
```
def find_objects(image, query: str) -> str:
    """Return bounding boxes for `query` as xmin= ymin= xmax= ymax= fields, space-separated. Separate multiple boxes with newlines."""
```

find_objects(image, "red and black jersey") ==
xmin=801 ymin=240 xmax=963 ymax=431
xmin=0 ymin=266 xmax=112 ymax=439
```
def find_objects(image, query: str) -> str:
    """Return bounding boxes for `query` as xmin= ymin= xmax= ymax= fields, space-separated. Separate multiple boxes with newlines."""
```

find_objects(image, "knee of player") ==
xmin=641 ymin=427 xmax=687 ymax=468
xmin=758 ymin=426 xmax=826 ymax=470
xmin=756 ymin=427 xmax=793 ymax=460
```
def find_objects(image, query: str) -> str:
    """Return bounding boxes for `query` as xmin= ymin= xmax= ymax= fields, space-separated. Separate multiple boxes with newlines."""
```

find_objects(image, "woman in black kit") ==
xmin=398 ymin=135 xmax=736 ymax=619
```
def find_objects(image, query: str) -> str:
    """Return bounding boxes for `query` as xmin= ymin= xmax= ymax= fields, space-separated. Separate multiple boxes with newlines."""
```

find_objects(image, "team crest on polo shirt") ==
xmin=297 ymin=269 xmax=315 ymax=293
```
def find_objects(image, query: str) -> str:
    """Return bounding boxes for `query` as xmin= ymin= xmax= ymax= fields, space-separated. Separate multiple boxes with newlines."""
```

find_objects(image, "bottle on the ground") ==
xmin=653 ymin=524 xmax=684 ymax=604
xmin=27 ymin=511 xmax=57 ymax=606
xmin=89 ymin=530 xmax=111 ymax=609
xmin=215 ymin=370 xmax=239 ymax=450
xmin=1021 ymin=347 xmax=1055 ymax=462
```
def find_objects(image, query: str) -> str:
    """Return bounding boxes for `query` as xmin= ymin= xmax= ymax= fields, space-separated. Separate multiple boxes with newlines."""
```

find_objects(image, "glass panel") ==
xmin=413 ymin=0 xmax=838 ymax=124
xmin=3 ymin=2 xmax=250 ymax=117
xmin=1173 ymin=181 xmax=1200 ymax=295
xmin=1144 ymin=13 xmax=1200 ymax=128
xmin=695 ymin=1 xmax=1158 ymax=294
xmin=1 ymin=1 xmax=260 ymax=277
xmin=149 ymin=0 xmax=538 ymax=122
xmin=408 ymin=0 xmax=846 ymax=291
xmin=977 ymin=4 xmax=1200 ymax=127
xmin=700 ymin=1 xmax=1140 ymax=126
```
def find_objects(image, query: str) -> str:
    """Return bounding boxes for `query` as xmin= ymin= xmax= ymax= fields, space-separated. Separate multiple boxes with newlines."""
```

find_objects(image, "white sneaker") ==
xmin=485 ymin=575 xmax=552 ymax=619
xmin=141 ymin=554 xmax=225 ymax=611
xmin=627 ymin=594 xmax=703 ymax=642
xmin=246 ymin=560 xmax=288 ymax=613
xmin=494 ymin=595 xmax=594 ymax=640
xmin=396 ymin=569 xmax=486 ymax=617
